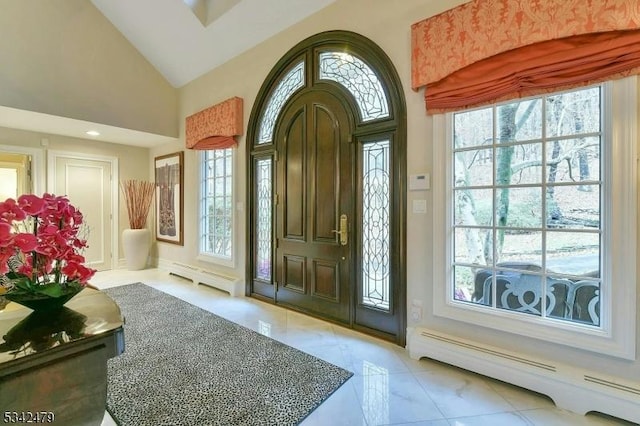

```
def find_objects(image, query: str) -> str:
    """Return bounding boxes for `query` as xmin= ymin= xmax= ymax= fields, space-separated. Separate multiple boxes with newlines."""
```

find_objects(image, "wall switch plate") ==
xmin=412 ymin=199 xmax=427 ymax=214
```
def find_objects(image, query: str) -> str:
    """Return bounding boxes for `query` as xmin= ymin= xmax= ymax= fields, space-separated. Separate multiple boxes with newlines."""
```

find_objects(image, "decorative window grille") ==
xmin=318 ymin=52 xmax=389 ymax=122
xmin=255 ymin=158 xmax=272 ymax=280
xmin=362 ymin=140 xmax=391 ymax=310
xmin=257 ymin=62 xmax=305 ymax=144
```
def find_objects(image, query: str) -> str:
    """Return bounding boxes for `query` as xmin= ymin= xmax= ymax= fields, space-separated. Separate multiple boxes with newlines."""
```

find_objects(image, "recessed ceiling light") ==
xmin=86 ymin=130 xmax=100 ymax=137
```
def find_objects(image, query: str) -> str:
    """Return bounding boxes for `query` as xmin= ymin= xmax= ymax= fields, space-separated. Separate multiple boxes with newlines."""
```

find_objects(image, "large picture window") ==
xmin=200 ymin=149 xmax=233 ymax=264
xmin=432 ymin=77 xmax=637 ymax=359
xmin=452 ymin=86 xmax=602 ymax=325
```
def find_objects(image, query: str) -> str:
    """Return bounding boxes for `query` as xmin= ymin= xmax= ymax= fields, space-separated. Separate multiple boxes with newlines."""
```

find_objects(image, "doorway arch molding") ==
xmin=246 ymin=30 xmax=407 ymax=344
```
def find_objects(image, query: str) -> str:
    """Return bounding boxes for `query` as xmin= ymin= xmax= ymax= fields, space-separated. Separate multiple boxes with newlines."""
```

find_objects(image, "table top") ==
xmin=0 ymin=287 xmax=124 ymax=364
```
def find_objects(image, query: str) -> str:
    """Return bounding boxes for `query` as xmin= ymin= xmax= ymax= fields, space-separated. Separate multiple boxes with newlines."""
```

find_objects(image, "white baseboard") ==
xmin=158 ymin=259 xmax=244 ymax=297
xmin=407 ymin=327 xmax=639 ymax=424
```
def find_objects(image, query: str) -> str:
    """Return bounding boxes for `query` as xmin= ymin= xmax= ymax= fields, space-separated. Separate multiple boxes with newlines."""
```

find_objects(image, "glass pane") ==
xmin=454 ymin=149 xmax=493 ymax=187
xmin=499 ymin=230 xmax=542 ymax=267
xmin=565 ymin=279 xmax=600 ymax=326
xmin=454 ymin=189 xmax=492 ymax=226
xmin=495 ymin=187 xmax=542 ymax=228
xmin=454 ymin=107 xmax=492 ymax=149
xmin=362 ymin=140 xmax=390 ymax=310
xmin=497 ymin=99 xmax=542 ymax=142
xmin=494 ymin=272 xmax=543 ymax=316
xmin=318 ymin=52 xmax=389 ymax=121
xmin=453 ymin=265 xmax=481 ymax=303
xmin=546 ymin=231 xmax=600 ymax=277
xmin=258 ymin=61 xmax=305 ymax=144
xmin=0 ymin=168 xmax=18 ymax=200
xmin=496 ymin=143 xmax=542 ymax=185
xmin=546 ymin=184 xmax=600 ymax=230
xmin=225 ymin=154 xmax=233 ymax=175
xmin=256 ymin=158 xmax=272 ymax=281
xmin=546 ymin=138 xmax=600 ymax=183
xmin=546 ymin=86 xmax=600 ymax=138
xmin=454 ymin=227 xmax=492 ymax=266
xmin=215 ymin=157 xmax=224 ymax=177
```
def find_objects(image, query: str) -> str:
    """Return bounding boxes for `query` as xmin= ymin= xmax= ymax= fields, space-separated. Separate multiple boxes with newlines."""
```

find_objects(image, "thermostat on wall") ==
xmin=409 ymin=173 xmax=430 ymax=191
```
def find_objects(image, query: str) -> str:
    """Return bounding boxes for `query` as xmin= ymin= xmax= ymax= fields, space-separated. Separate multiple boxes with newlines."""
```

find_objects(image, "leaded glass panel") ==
xmin=362 ymin=140 xmax=390 ymax=310
xmin=258 ymin=62 xmax=305 ymax=144
xmin=319 ymin=52 xmax=389 ymax=122
xmin=256 ymin=158 xmax=273 ymax=280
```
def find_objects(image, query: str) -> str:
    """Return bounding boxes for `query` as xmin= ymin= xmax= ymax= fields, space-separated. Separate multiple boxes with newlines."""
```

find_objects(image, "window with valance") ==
xmin=414 ymin=0 xmax=638 ymax=359
xmin=411 ymin=0 xmax=640 ymax=113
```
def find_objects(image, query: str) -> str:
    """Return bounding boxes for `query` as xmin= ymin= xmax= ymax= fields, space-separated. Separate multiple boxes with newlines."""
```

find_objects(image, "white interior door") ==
xmin=49 ymin=153 xmax=116 ymax=271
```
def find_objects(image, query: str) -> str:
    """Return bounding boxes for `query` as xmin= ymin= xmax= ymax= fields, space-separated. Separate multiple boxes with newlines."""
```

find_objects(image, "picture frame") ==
xmin=154 ymin=151 xmax=184 ymax=245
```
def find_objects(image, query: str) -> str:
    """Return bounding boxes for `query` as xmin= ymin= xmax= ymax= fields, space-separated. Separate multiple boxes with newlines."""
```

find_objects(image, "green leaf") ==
xmin=12 ymin=277 xmax=36 ymax=292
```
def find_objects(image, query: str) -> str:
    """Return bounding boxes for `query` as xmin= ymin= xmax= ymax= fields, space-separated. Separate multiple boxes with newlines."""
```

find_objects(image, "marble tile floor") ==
xmin=94 ymin=268 xmax=632 ymax=426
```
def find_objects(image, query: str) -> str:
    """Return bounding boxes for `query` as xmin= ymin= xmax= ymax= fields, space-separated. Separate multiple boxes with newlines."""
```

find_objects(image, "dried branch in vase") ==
xmin=120 ymin=180 xmax=155 ymax=229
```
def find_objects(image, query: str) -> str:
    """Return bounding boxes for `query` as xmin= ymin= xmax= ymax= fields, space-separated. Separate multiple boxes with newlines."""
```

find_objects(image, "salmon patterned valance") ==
xmin=186 ymin=97 xmax=243 ymax=150
xmin=411 ymin=0 xmax=640 ymax=91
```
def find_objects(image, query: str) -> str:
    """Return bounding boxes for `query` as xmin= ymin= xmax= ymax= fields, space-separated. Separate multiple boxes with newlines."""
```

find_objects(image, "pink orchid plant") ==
xmin=0 ymin=194 xmax=96 ymax=298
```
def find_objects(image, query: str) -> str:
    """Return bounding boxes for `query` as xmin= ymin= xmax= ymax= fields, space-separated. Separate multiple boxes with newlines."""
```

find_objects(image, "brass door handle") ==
xmin=331 ymin=214 xmax=348 ymax=246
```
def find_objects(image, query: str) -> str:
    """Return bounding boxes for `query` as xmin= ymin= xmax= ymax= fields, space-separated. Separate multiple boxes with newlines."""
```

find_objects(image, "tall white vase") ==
xmin=122 ymin=228 xmax=151 ymax=270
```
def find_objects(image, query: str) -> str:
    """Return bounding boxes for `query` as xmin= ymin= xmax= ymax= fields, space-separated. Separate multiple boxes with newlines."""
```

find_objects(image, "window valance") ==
xmin=411 ymin=0 xmax=640 ymax=113
xmin=186 ymin=97 xmax=243 ymax=150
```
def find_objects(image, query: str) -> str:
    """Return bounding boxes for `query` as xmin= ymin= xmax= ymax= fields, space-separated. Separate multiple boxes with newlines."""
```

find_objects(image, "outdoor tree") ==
xmin=455 ymin=87 xmax=600 ymax=267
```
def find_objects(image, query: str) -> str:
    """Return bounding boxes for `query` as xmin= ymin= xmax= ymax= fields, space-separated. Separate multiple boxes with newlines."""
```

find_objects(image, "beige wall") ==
xmin=0 ymin=0 xmax=178 ymax=138
xmin=166 ymin=0 xmax=640 ymax=383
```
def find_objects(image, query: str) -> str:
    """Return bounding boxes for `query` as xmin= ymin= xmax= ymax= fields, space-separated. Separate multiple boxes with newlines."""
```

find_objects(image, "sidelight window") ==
xmin=362 ymin=140 xmax=391 ymax=310
xmin=200 ymin=148 xmax=234 ymax=264
xmin=255 ymin=157 xmax=273 ymax=281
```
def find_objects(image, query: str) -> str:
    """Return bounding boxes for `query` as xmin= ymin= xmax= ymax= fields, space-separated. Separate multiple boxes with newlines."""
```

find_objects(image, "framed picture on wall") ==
xmin=154 ymin=151 xmax=184 ymax=245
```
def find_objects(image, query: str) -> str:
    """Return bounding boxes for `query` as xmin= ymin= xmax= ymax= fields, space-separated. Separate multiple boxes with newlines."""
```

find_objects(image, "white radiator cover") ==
xmin=161 ymin=260 xmax=244 ymax=297
xmin=407 ymin=327 xmax=639 ymax=424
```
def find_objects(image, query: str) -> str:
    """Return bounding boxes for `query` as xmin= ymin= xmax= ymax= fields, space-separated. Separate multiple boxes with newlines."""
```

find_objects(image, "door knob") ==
xmin=331 ymin=214 xmax=348 ymax=246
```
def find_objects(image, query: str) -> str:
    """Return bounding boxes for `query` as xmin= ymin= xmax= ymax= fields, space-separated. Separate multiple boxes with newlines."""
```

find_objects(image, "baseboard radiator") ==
xmin=407 ymin=327 xmax=639 ymax=424
xmin=165 ymin=261 xmax=244 ymax=297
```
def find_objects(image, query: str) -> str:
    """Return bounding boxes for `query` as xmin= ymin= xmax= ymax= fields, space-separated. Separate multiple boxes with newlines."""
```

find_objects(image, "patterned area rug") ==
xmin=104 ymin=283 xmax=352 ymax=426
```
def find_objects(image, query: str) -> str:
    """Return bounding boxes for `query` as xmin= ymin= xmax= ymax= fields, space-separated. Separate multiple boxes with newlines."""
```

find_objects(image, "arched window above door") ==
xmin=318 ymin=52 xmax=390 ymax=121
xmin=257 ymin=49 xmax=393 ymax=146
xmin=257 ymin=61 xmax=305 ymax=145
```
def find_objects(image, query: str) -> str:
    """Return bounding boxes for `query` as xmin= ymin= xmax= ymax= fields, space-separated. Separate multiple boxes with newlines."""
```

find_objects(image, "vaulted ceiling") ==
xmin=91 ymin=0 xmax=337 ymax=88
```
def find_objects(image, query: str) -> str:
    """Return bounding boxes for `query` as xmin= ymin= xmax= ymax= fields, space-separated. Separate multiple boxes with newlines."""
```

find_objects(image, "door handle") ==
xmin=331 ymin=214 xmax=348 ymax=246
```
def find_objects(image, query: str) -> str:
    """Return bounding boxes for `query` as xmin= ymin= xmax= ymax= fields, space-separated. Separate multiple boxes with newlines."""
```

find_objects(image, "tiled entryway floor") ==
xmin=94 ymin=269 xmax=632 ymax=426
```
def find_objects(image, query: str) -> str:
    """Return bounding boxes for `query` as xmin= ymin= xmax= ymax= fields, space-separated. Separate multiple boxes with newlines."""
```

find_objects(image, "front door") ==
xmin=275 ymin=90 xmax=353 ymax=323
xmin=249 ymin=31 xmax=407 ymax=344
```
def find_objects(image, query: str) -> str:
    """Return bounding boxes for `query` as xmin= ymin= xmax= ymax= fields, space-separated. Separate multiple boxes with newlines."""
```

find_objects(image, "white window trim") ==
xmin=198 ymin=148 xmax=235 ymax=269
xmin=432 ymin=77 xmax=637 ymax=360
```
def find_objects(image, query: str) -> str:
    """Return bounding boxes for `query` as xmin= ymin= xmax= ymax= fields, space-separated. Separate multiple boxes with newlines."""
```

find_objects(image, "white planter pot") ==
xmin=122 ymin=228 xmax=151 ymax=270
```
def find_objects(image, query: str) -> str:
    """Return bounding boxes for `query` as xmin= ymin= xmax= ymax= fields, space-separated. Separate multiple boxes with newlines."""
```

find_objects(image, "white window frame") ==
xmin=432 ymin=77 xmax=637 ymax=360
xmin=198 ymin=148 xmax=235 ymax=268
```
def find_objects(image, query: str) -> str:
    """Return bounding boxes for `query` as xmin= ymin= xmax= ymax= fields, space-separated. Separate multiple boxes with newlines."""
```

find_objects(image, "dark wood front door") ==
xmin=274 ymin=90 xmax=353 ymax=323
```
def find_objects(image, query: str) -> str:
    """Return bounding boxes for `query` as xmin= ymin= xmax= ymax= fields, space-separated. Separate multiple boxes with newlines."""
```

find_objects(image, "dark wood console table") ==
xmin=0 ymin=288 xmax=124 ymax=425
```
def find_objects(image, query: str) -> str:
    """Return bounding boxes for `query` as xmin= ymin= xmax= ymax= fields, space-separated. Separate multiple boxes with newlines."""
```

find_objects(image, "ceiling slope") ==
xmin=91 ymin=0 xmax=337 ymax=88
